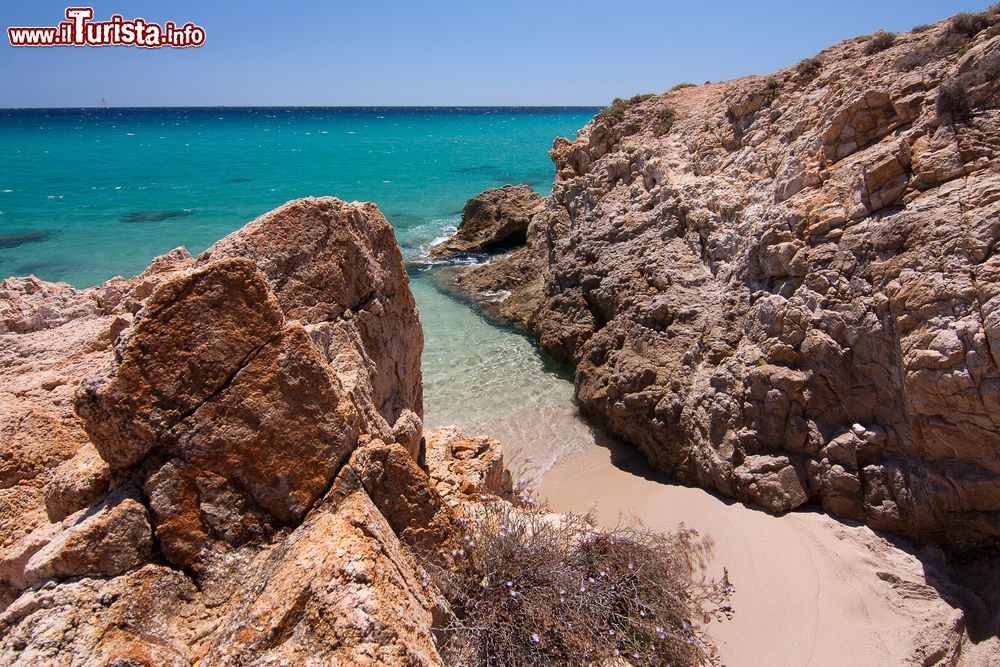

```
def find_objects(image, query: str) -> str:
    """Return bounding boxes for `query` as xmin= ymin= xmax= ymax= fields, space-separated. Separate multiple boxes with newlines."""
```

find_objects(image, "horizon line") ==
xmin=1 ymin=104 xmax=605 ymax=111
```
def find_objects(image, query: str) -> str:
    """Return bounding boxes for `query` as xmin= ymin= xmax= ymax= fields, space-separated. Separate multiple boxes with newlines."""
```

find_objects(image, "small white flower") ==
xmin=531 ymin=633 xmax=540 ymax=643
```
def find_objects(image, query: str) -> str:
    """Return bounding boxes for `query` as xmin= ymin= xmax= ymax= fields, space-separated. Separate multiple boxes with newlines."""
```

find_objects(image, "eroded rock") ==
xmin=0 ymin=197 xmax=501 ymax=666
xmin=430 ymin=184 xmax=545 ymax=257
xmin=440 ymin=16 xmax=1000 ymax=547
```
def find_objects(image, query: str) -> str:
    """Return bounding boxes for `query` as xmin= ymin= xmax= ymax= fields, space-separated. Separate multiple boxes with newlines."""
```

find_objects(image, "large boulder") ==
xmin=203 ymin=197 xmax=423 ymax=449
xmin=0 ymin=197 xmax=509 ymax=665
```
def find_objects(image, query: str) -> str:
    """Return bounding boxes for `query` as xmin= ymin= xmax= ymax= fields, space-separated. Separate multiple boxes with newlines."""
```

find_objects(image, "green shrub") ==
xmin=988 ymin=23 xmax=1000 ymax=37
xmin=653 ymin=107 xmax=676 ymax=137
xmin=951 ymin=11 xmax=989 ymax=37
xmin=425 ymin=501 xmax=734 ymax=667
xmin=766 ymin=77 xmax=782 ymax=100
xmin=597 ymin=94 xmax=655 ymax=126
xmin=670 ymin=82 xmax=697 ymax=91
xmin=797 ymin=57 xmax=822 ymax=79
xmin=863 ymin=30 xmax=897 ymax=54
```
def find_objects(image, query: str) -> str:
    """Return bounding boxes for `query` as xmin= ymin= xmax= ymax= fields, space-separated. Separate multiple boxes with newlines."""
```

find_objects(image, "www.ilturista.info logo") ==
xmin=8 ymin=8 xmax=205 ymax=48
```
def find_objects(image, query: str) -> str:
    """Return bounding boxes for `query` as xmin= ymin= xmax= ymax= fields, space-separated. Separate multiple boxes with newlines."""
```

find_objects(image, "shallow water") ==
xmin=413 ymin=274 xmax=605 ymax=478
xmin=0 ymin=106 xmax=601 ymax=473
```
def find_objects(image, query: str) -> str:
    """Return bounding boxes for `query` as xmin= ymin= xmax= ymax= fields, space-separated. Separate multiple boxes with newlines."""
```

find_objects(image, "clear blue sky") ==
xmin=1 ymin=0 xmax=993 ymax=107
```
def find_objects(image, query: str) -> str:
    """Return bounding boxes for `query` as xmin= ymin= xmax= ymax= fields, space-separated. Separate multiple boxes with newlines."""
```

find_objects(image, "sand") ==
xmin=533 ymin=435 xmax=998 ymax=666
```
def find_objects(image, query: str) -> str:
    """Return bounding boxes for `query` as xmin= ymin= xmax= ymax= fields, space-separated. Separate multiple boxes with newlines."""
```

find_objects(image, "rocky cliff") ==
xmin=437 ymin=10 xmax=1000 ymax=547
xmin=0 ymin=198 xmax=512 ymax=665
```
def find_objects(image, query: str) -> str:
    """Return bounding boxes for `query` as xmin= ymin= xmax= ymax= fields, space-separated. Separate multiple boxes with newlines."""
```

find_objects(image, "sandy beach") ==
xmin=536 ymin=434 xmax=998 ymax=666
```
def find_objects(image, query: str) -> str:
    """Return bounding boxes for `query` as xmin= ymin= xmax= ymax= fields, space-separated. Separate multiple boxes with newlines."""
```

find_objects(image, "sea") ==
xmin=0 ymin=106 xmax=602 ymax=476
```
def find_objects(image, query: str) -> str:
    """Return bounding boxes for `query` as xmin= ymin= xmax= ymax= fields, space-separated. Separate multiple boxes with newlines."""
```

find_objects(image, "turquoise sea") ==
xmin=0 ymin=107 xmax=602 ymax=473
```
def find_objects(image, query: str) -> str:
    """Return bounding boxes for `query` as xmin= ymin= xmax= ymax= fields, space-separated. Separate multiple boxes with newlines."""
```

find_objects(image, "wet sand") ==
xmin=536 ymin=435 xmax=987 ymax=666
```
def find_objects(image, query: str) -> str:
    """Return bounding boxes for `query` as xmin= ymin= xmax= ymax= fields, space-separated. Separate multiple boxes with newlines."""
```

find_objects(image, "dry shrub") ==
xmin=896 ymin=47 xmax=933 ymax=71
xmin=426 ymin=500 xmax=733 ymax=666
xmin=897 ymin=25 xmax=972 ymax=71
xmin=937 ymin=77 xmax=970 ymax=117
xmin=951 ymin=11 xmax=990 ymax=37
xmin=863 ymin=30 xmax=897 ymax=54
xmin=797 ymin=57 xmax=822 ymax=79
xmin=936 ymin=50 xmax=1000 ymax=120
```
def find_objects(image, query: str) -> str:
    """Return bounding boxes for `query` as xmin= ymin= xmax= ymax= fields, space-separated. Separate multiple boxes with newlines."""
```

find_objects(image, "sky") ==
xmin=0 ymin=0 xmax=995 ymax=107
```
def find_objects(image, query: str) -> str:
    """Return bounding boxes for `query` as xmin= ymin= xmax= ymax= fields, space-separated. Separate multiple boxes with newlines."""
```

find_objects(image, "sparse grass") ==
xmin=912 ymin=24 xmax=932 ymax=33
xmin=425 ymin=501 xmax=733 ymax=667
xmin=797 ymin=57 xmax=822 ymax=79
xmin=989 ymin=23 xmax=1000 ymax=37
xmin=863 ymin=30 xmax=897 ymax=54
xmin=670 ymin=82 xmax=697 ymax=91
xmin=653 ymin=107 xmax=676 ymax=137
xmin=597 ymin=94 xmax=655 ymax=126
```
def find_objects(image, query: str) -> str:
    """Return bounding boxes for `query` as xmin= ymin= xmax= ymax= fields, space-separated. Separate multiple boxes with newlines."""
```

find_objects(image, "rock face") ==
xmin=0 ymin=197 xmax=512 ymax=665
xmin=446 ymin=14 xmax=1000 ymax=546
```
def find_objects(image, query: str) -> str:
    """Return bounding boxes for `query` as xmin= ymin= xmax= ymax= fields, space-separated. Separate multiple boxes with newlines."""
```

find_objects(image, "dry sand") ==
xmin=534 ymin=435 xmax=1000 ymax=666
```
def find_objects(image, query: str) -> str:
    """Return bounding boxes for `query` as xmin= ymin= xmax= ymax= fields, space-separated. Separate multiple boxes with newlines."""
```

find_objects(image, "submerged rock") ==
xmin=442 ymin=13 xmax=1000 ymax=547
xmin=120 ymin=209 xmax=193 ymax=223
